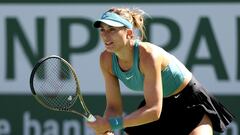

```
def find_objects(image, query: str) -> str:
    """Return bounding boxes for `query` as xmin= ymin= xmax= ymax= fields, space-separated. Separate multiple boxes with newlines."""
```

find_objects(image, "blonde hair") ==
xmin=107 ymin=7 xmax=146 ymax=40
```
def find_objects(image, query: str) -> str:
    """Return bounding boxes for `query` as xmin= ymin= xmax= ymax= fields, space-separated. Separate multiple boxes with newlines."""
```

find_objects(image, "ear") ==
xmin=126 ymin=29 xmax=133 ymax=39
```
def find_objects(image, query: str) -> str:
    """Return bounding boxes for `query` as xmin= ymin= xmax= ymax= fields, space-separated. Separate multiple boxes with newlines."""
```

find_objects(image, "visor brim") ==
xmin=94 ymin=20 xmax=125 ymax=28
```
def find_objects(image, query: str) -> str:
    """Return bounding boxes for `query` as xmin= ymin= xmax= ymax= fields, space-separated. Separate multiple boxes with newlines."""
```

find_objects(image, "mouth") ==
xmin=105 ymin=41 xmax=113 ymax=46
xmin=104 ymin=41 xmax=114 ymax=49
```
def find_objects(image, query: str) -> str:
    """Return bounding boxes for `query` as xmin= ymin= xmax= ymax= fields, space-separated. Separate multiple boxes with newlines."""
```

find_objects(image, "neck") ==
xmin=114 ymin=40 xmax=135 ymax=62
xmin=115 ymin=47 xmax=133 ymax=63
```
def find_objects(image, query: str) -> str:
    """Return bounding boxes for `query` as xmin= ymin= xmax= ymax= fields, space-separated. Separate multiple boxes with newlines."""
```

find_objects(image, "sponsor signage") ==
xmin=0 ymin=4 xmax=240 ymax=94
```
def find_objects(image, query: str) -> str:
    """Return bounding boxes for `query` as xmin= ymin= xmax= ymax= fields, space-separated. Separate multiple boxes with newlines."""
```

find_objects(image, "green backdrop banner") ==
xmin=0 ymin=95 xmax=238 ymax=135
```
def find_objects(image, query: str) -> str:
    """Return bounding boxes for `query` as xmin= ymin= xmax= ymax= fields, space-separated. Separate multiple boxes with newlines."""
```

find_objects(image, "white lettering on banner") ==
xmin=23 ymin=112 xmax=41 ymax=135
xmin=220 ymin=121 xmax=239 ymax=135
xmin=0 ymin=111 xmax=237 ymax=135
xmin=23 ymin=112 xmax=82 ymax=135
xmin=0 ymin=4 xmax=239 ymax=94
xmin=22 ymin=111 xmax=122 ymax=135
xmin=0 ymin=119 xmax=11 ymax=134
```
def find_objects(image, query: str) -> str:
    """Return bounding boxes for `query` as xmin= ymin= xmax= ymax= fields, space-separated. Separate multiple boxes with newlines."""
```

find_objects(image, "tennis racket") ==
xmin=29 ymin=55 xmax=96 ymax=122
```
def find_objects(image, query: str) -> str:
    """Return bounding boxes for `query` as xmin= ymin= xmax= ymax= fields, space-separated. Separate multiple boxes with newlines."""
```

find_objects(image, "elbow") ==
xmin=153 ymin=108 xmax=161 ymax=121
xmin=149 ymin=106 xmax=162 ymax=121
xmin=145 ymin=101 xmax=162 ymax=121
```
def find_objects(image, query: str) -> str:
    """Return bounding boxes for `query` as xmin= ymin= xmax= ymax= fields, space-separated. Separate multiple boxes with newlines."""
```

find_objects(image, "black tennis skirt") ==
xmin=124 ymin=76 xmax=234 ymax=135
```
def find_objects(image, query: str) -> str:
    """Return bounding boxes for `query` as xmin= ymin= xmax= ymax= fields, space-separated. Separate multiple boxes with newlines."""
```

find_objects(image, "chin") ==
xmin=105 ymin=48 xmax=115 ymax=53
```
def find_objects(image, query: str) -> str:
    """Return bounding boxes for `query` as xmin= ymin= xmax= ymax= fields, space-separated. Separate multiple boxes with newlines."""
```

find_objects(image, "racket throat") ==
xmin=71 ymin=110 xmax=96 ymax=122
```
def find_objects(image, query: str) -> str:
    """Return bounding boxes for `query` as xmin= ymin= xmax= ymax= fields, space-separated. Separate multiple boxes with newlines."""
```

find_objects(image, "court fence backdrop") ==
xmin=0 ymin=0 xmax=239 ymax=135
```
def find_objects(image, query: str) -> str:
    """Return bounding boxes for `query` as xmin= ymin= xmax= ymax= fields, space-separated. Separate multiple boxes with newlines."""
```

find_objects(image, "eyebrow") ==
xmin=100 ymin=25 xmax=118 ymax=30
xmin=99 ymin=24 xmax=114 ymax=28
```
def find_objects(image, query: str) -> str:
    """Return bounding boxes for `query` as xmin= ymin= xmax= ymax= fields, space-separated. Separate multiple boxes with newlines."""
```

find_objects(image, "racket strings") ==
xmin=33 ymin=58 xmax=78 ymax=110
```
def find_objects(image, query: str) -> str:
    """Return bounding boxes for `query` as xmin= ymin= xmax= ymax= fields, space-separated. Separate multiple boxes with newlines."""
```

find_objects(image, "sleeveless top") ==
xmin=112 ymin=41 xmax=192 ymax=97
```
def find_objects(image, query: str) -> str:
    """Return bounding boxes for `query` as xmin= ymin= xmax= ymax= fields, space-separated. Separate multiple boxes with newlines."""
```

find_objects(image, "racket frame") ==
xmin=30 ymin=55 xmax=96 ymax=122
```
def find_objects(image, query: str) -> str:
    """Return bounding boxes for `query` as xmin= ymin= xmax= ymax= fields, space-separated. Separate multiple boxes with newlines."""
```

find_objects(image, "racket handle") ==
xmin=87 ymin=114 xmax=96 ymax=122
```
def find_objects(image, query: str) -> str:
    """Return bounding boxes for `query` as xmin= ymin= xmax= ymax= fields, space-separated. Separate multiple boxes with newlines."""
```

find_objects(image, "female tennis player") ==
xmin=87 ymin=7 xmax=234 ymax=135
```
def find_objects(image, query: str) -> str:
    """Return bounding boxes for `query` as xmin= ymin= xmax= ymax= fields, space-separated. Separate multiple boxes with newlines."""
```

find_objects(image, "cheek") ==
xmin=100 ymin=34 xmax=105 ymax=40
xmin=100 ymin=32 xmax=106 ymax=38
xmin=116 ymin=31 xmax=127 ymax=39
xmin=100 ymin=33 xmax=111 ymax=41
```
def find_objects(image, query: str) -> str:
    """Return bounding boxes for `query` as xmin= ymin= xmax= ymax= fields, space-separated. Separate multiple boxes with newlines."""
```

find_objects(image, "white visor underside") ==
xmin=100 ymin=20 xmax=124 ymax=27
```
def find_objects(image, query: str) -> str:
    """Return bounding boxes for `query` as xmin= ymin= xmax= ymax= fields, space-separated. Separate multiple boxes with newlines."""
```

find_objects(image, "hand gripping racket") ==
xmin=29 ymin=55 xmax=96 ymax=122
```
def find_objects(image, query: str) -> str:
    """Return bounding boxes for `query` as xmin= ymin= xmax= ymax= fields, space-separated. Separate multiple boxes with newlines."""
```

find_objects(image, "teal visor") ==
xmin=93 ymin=12 xmax=133 ymax=29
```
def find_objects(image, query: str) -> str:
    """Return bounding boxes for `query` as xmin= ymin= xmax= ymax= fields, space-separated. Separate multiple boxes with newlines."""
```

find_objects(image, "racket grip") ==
xmin=87 ymin=114 xmax=96 ymax=122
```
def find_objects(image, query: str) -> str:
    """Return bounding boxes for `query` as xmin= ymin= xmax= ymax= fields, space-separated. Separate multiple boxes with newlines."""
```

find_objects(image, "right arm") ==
xmin=87 ymin=51 xmax=123 ymax=134
xmin=100 ymin=51 xmax=123 ymax=119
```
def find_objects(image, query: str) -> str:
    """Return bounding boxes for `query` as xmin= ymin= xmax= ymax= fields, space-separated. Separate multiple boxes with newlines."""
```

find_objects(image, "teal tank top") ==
xmin=112 ymin=41 xmax=192 ymax=97
xmin=112 ymin=42 xmax=144 ymax=91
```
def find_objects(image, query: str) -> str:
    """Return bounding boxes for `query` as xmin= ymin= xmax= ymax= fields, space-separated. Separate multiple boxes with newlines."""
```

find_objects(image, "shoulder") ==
xmin=100 ymin=50 xmax=112 ymax=61
xmin=138 ymin=42 xmax=163 ymax=63
xmin=138 ymin=42 xmax=168 ymax=72
xmin=100 ymin=50 xmax=113 ymax=73
xmin=138 ymin=42 xmax=160 ymax=70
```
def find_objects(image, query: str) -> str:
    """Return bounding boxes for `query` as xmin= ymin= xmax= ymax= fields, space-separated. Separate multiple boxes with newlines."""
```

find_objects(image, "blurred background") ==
xmin=0 ymin=0 xmax=239 ymax=135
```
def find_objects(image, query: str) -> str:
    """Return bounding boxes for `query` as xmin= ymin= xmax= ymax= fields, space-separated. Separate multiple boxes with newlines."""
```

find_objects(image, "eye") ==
xmin=109 ymin=27 xmax=116 ymax=32
xmin=99 ymin=28 xmax=104 ymax=32
xmin=99 ymin=28 xmax=107 ymax=33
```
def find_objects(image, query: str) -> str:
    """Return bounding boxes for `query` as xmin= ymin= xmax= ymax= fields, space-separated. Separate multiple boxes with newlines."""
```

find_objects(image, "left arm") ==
xmin=122 ymin=45 xmax=164 ymax=127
